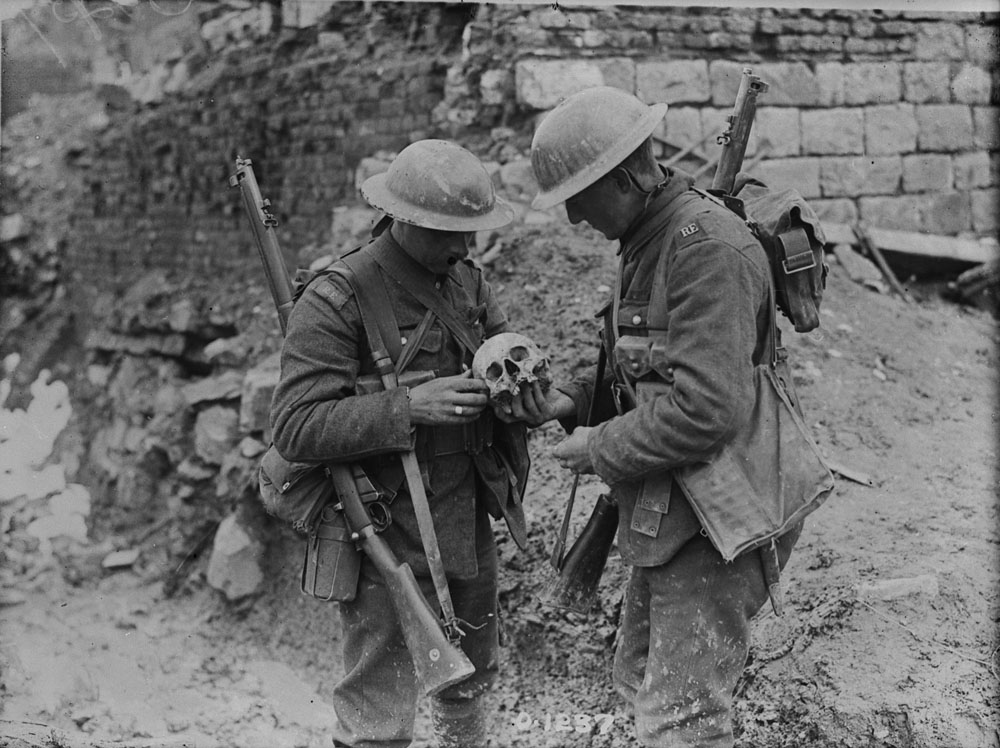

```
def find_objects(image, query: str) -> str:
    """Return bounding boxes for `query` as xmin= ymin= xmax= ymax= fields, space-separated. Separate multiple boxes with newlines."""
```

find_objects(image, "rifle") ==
xmin=542 ymin=342 xmax=619 ymax=614
xmin=230 ymin=157 xmax=475 ymax=695
xmin=542 ymin=68 xmax=774 ymax=616
xmin=711 ymin=67 xmax=768 ymax=196
xmin=708 ymin=70 xmax=791 ymax=616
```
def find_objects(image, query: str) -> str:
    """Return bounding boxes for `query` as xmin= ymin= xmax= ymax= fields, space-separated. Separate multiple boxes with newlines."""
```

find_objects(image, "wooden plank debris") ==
xmin=855 ymin=224 xmax=914 ymax=303
xmin=822 ymin=222 xmax=997 ymax=266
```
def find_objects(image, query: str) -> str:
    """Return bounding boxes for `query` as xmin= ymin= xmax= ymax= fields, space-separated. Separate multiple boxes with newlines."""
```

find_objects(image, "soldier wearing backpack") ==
xmin=499 ymin=86 xmax=807 ymax=747
xmin=270 ymin=140 xmax=528 ymax=748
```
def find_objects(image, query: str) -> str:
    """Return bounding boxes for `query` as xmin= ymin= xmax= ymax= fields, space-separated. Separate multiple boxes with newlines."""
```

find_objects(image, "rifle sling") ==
xmin=339 ymin=249 xmax=462 ymax=639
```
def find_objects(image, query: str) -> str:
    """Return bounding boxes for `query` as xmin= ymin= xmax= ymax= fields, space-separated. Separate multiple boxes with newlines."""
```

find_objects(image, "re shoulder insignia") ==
xmin=314 ymin=273 xmax=354 ymax=310
xmin=676 ymin=220 xmax=703 ymax=247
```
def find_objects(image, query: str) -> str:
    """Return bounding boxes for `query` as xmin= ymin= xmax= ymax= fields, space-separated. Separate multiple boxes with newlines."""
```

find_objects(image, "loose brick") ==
xmin=973 ymin=107 xmax=1000 ymax=150
xmin=953 ymin=152 xmax=994 ymax=190
xmin=902 ymin=153 xmax=953 ymax=193
xmin=865 ymin=104 xmax=918 ymax=156
xmin=637 ymin=60 xmax=711 ymax=104
xmin=916 ymin=105 xmax=975 ymax=152
xmin=802 ymin=109 xmax=864 ymax=155
xmin=971 ymin=189 xmax=999 ymax=233
xmin=950 ymin=64 xmax=993 ymax=105
xmin=903 ymin=62 xmax=951 ymax=104
xmin=843 ymin=62 xmax=902 ymax=105
xmin=820 ymin=156 xmax=902 ymax=197
xmin=749 ymin=157 xmax=821 ymax=198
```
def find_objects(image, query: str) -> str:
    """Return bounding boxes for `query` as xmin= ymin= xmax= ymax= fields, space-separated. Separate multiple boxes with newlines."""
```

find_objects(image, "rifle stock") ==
xmin=542 ymin=493 xmax=618 ymax=614
xmin=230 ymin=156 xmax=475 ymax=696
xmin=543 ymin=343 xmax=618 ymax=614
xmin=328 ymin=463 xmax=475 ymax=696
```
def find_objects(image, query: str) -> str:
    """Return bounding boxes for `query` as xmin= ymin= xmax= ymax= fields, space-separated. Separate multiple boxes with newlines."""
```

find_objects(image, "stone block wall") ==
xmin=456 ymin=6 xmax=999 ymax=236
xmin=59 ymin=4 xmax=999 ymax=310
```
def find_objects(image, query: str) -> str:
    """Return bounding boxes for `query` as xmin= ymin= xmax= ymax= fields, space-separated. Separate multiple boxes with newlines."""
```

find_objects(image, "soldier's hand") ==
xmin=408 ymin=371 xmax=489 ymax=426
xmin=494 ymin=381 xmax=574 ymax=428
xmin=553 ymin=426 xmax=595 ymax=474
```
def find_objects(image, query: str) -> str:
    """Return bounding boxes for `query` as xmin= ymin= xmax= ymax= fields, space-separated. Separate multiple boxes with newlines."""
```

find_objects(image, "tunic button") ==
xmin=632 ymin=314 xmax=642 ymax=325
xmin=434 ymin=281 xmax=441 ymax=290
xmin=401 ymin=336 xmax=408 ymax=346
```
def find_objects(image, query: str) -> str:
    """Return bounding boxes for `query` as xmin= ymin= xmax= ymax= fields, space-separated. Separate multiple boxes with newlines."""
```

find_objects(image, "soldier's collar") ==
xmin=618 ymin=168 xmax=695 ymax=258
xmin=371 ymin=232 xmax=465 ymax=290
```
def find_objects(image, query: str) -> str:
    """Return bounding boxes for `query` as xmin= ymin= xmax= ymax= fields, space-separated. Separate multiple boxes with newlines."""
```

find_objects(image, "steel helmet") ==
xmin=361 ymin=140 xmax=514 ymax=232
xmin=530 ymin=87 xmax=668 ymax=210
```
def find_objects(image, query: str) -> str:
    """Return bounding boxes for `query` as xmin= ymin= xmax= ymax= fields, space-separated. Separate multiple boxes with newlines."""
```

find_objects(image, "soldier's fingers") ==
xmin=454 ymin=392 xmax=488 ymax=407
xmin=450 ymin=376 xmax=489 ymax=393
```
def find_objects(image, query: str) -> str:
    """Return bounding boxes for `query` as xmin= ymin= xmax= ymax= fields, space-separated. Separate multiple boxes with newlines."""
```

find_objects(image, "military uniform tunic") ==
xmin=559 ymin=168 xmax=800 ymax=748
xmin=271 ymin=231 xmax=512 ymax=580
xmin=270 ymin=231 xmax=519 ymax=748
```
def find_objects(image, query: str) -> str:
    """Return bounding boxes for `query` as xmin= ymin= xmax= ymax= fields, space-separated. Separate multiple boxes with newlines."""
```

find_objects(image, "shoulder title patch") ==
xmin=680 ymin=223 xmax=700 ymax=238
xmin=315 ymin=274 xmax=353 ymax=310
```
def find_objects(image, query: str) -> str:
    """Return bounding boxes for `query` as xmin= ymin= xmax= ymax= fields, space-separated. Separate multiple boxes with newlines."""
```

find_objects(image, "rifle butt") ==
xmin=361 ymin=535 xmax=476 ymax=697
xmin=542 ymin=494 xmax=619 ymax=614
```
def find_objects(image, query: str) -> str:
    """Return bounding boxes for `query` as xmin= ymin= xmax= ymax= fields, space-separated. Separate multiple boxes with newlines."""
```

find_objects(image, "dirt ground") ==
xmin=2 ymin=99 xmax=999 ymax=747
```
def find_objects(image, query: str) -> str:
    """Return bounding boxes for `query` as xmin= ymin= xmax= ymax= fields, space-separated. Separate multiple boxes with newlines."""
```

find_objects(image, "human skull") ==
xmin=472 ymin=332 xmax=551 ymax=405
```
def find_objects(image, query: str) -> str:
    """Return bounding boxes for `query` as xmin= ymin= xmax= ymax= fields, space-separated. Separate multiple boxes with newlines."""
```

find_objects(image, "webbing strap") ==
xmin=369 ymin=242 xmax=482 ymax=356
xmin=340 ymin=251 xmax=402 ymax=365
xmin=339 ymin=250 xmax=464 ymax=643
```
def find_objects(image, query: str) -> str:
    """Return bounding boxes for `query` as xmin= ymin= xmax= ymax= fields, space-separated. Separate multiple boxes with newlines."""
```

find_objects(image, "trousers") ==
xmin=331 ymin=510 xmax=499 ymax=748
xmin=612 ymin=523 xmax=801 ymax=748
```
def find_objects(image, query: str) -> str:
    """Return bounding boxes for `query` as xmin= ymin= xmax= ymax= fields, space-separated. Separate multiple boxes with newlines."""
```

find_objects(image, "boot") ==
xmin=430 ymin=695 xmax=488 ymax=748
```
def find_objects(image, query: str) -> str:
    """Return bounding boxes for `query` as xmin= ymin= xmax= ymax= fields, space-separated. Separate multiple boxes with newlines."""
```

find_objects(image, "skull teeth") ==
xmin=471 ymin=332 xmax=552 ymax=404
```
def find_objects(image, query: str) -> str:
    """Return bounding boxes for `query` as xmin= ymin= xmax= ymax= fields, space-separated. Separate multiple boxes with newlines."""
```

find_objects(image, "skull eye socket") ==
xmin=508 ymin=346 xmax=529 ymax=362
xmin=486 ymin=362 xmax=504 ymax=381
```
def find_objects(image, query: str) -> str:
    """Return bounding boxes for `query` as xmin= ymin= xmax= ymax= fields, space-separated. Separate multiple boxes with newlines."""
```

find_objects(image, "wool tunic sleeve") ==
xmin=587 ymin=230 xmax=770 ymax=486
xmin=269 ymin=274 xmax=413 ymax=463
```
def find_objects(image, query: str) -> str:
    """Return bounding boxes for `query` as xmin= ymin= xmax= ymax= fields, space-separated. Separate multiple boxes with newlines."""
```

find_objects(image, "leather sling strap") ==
xmin=368 ymin=241 xmax=482 ymax=357
xmin=339 ymin=249 xmax=465 ymax=643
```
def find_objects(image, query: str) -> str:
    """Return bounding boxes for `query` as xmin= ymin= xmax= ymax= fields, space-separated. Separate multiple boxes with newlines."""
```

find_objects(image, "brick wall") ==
xmin=453 ymin=6 xmax=999 ymax=236
xmin=64 ymin=4 xmax=998 ymax=312
xmin=66 ymin=4 xmax=450 ymax=301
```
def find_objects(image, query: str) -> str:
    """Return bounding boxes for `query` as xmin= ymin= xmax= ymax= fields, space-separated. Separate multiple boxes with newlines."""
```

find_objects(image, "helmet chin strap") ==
xmin=613 ymin=166 xmax=669 ymax=210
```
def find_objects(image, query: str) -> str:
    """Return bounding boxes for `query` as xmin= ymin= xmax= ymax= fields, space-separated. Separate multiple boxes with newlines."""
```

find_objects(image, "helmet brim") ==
xmin=531 ymin=102 xmax=668 ymax=211
xmin=362 ymin=173 xmax=515 ymax=232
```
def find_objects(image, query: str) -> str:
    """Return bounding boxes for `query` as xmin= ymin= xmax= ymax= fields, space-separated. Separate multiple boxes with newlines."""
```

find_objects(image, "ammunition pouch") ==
xmin=301 ymin=502 xmax=362 ymax=602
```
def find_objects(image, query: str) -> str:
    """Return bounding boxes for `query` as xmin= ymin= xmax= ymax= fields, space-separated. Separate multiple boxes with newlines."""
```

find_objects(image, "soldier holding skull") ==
xmin=270 ymin=140 xmax=532 ymax=748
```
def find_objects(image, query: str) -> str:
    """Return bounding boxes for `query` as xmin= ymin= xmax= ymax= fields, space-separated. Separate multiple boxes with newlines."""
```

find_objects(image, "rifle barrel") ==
xmin=230 ymin=158 xmax=295 ymax=334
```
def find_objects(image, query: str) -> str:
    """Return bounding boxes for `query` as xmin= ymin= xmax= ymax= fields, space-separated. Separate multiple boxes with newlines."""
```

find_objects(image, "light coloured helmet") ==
xmin=361 ymin=140 xmax=514 ymax=232
xmin=530 ymin=87 xmax=668 ymax=210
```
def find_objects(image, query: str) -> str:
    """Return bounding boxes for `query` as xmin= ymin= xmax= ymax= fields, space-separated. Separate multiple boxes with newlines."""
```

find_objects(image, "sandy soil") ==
xmin=2 ymin=222 xmax=998 ymax=748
